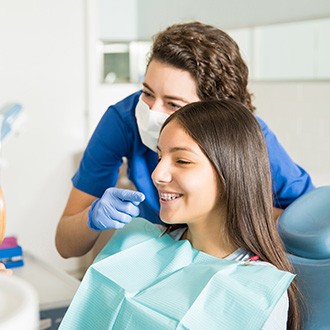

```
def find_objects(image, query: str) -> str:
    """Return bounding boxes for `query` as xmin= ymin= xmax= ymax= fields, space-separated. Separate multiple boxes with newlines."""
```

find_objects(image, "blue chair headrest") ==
xmin=278 ymin=186 xmax=330 ymax=259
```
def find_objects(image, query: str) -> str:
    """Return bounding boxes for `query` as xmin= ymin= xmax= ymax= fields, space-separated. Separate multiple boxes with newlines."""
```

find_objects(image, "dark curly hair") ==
xmin=147 ymin=21 xmax=256 ymax=113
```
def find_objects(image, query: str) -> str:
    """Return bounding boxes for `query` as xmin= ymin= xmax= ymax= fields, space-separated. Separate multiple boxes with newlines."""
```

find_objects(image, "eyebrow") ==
xmin=157 ymin=146 xmax=199 ymax=156
xmin=142 ymin=82 xmax=190 ymax=104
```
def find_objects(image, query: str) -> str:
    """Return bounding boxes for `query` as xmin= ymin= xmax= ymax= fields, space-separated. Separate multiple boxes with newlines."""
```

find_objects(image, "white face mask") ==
xmin=135 ymin=97 xmax=169 ymax=152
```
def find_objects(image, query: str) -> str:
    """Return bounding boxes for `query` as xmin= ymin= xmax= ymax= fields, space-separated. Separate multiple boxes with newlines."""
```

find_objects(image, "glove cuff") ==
xmin=87 ymin=199 xmax=101 ymax=231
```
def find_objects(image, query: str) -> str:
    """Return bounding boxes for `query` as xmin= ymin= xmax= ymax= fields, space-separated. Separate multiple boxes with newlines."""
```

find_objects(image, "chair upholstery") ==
xmin=278 ymin=186 xmax=330 ymax=329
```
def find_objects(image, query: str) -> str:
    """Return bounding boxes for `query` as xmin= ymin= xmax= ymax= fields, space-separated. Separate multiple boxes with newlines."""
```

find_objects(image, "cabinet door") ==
xmin=253 ymin=21 xmax=316 ymax=80
xmin=316 ymin=19 xmax=330 ymax=79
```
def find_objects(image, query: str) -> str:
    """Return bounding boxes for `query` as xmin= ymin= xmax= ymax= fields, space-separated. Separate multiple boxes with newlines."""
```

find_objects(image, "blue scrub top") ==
xmin=72 ymin=91 xmax=314 ymax=224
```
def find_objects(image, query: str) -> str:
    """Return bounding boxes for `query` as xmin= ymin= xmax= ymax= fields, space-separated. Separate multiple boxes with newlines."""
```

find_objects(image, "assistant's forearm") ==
xmin=55 ymin=207 xmax=100 ymax=258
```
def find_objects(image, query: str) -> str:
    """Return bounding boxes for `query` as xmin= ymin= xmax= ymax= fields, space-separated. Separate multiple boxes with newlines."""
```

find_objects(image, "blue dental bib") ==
xmin=60 ymin=218 xmax=294 ymax=330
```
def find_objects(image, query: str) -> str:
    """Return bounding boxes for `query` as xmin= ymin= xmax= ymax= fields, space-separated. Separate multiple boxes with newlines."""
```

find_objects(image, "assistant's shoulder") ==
xmin=110 ymin=90 xmax=142 ymax=117
xmin=255 ymin=115 xmax=270 ymax=133
xmin=97 ymin=91 xmax=141 ymax=132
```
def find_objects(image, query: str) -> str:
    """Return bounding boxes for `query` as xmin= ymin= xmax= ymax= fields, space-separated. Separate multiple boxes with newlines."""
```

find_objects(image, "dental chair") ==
xmin=278 ymin=186 xmax=330 ymax=330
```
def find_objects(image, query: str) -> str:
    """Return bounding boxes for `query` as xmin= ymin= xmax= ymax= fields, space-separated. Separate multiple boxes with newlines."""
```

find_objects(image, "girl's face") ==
xmin=142 ymin=60 xmax=200 ymax=115
xmin=152 ymin=120 xmax=222 ymax=227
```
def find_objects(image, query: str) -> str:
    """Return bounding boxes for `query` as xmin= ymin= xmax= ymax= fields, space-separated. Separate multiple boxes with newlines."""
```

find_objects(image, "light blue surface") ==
xmin=0 ymin=103 xmax=23 ymax=141
xmin=279 ymin=186 xmax=330 ymax=329
xmin=278 ymin=186 xmax=330 ymax=259
xmin=60 ymin=218 xmax=294 ymax=330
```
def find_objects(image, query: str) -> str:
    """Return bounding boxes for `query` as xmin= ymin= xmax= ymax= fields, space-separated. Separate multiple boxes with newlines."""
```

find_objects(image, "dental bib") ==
xmin=60 ymin=218 xmax=294 ymax=330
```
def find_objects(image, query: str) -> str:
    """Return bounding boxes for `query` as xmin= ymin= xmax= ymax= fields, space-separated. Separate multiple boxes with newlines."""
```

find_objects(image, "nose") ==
xmin=149 ymin=99 xmax=167 ymax=114
xmin=152 ymin=160 xmax=172 ymax=185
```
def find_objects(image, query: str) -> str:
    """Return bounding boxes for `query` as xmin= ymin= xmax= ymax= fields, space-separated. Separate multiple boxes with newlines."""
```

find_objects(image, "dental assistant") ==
xmin=55 ymin=21 xmax=314 ymax=259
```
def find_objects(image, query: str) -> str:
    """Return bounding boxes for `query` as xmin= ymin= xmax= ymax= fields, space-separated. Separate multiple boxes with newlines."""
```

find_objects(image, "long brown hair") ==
xmin=161 ymin=100 xmax=300 ymax=329
xmin=148 ymin=21 xmax=255 ymax=113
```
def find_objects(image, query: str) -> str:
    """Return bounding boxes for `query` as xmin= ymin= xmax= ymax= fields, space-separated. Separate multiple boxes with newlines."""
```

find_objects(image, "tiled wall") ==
xmin=250 ymin=81 xmax=330 ymax=187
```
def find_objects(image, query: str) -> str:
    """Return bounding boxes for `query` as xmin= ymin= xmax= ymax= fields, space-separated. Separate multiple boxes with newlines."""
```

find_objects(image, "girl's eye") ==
xmin=176 ymin=159 xmax=191 ymax=165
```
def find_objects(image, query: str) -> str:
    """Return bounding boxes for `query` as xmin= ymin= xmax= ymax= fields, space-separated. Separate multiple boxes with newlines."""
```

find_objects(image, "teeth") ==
xmin=160 ymin=193 xmax=181 ymax=201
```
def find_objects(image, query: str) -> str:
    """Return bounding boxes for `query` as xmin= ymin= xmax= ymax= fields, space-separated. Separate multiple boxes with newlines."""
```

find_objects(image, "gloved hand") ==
xmin=87 ymin=187 xmax=145 ymax=231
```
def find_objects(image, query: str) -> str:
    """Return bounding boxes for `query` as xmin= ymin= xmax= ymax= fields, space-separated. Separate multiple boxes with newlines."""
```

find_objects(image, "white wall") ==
xmin=0 ymin=0 xmax=87 ymax=273
xmin=252 ymin=81 xmax=330 ymax=187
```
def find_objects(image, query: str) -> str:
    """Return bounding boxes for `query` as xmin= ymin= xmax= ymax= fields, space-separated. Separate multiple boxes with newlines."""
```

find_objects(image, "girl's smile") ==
xmin=152 ymin=120 xmax=222 ymax=227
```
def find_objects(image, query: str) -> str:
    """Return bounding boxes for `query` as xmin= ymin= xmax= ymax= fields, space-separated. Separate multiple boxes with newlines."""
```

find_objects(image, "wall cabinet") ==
xmin=317 ymin=19 xmax=330 ymax=78
xmin=228 ymin=18 xmax=330 ymax=81
xmin=253 ymin=19 xmax=330 ymax=80
xmin=253 ymin=21 xmax=315 ymax=80
xmin=98 ymin=0 xmax=330 ymax=81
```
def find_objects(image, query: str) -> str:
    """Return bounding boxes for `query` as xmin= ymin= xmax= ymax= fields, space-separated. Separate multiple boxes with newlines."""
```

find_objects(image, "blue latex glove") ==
xmin=88 ymin=188 xmax=145 ymax=231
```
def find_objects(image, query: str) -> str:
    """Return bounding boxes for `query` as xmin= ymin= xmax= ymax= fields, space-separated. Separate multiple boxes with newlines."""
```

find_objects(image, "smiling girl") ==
xmin=60 ymin=100 xmax=300 ymax=330
xmin=152 ymin=100 xmax=300 ymax=329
